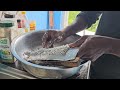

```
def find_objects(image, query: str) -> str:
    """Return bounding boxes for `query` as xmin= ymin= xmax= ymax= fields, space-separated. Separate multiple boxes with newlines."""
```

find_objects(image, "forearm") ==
xmin=61 ymin=16 xmax=88 ymax=38
xmin=108 ymin=39 xmax=120 ymax=57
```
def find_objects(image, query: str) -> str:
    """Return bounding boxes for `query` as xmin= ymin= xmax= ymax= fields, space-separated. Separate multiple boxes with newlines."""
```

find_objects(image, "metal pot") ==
xmin=11 ymin=30 xmax=84 ymax=79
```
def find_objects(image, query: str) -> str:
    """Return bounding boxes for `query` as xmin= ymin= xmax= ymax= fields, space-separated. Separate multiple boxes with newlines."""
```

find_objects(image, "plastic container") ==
xmin=0 ymin=20 xmax=15 ymax=63
xmin=29 ymin=20 xmax=36 ymax=31
xmin=21 ymin=11 xmax=26 ymax=28
xmin=17 ymin=19 xmax=22 ymax=28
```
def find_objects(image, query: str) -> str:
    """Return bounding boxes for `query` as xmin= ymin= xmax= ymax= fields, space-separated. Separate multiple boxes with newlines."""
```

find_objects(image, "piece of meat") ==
xmin=23 ymin=44 xmax=70 ymax=61
xmin=23 ymin=44 xmax=81 ymax=68
xmin=28 ymin=57 xmax=81 ymax=68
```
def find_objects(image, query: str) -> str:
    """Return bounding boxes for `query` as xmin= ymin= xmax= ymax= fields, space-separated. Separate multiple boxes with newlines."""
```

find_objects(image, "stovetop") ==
xmin=0 ymin=61 xmax=91 ymax=79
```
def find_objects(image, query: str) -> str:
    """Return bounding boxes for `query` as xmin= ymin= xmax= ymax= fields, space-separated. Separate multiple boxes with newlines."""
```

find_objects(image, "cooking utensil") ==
xmin=11 ymin=30 xmax=84 ymax=79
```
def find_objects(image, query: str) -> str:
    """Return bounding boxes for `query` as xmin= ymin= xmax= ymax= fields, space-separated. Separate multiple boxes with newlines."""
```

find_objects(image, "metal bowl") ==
xmin=11 ymin=30 xmax=83 ymax=79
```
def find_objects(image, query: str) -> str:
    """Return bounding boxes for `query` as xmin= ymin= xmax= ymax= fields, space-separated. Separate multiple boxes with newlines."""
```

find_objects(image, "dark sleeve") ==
xmin=77 ymin=11 xmax=102 ymax=28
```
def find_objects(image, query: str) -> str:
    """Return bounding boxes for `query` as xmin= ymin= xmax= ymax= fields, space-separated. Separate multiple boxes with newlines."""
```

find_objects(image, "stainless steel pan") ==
xmin=11 ymin=30 xmax=84 ymax=79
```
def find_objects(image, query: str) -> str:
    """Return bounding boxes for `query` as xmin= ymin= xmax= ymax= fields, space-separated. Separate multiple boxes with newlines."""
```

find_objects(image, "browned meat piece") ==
xmin=28 ymin=57 xmax=81 ymax=68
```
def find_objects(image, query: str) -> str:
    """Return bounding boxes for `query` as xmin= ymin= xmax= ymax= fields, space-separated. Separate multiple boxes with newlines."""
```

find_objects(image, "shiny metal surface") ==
xmin=77 ymin=60 xmax=91 ymax=79
xmin=87 ymin=61 xmax=91 ymax=79
xmin=11 ymin=30 xmax=83 ymax=79
xmin=0 ymin=63 xmax=36 ymax=79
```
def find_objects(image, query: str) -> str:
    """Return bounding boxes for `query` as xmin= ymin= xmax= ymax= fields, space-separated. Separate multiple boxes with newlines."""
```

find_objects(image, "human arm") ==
xmin=61 ymin=11 xmax=102 ymax=38
xmin=69 ymin=35 xmax=120 ymax=62
xmin=42 ymin=11 xmax=102 ymax=48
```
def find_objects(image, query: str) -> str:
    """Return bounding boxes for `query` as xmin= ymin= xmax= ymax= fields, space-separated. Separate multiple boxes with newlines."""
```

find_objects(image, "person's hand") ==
xmin=69 ymin=35 xmax=113 ymax=62
xmin=42 ymin=30 xmax=65 ymax=48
